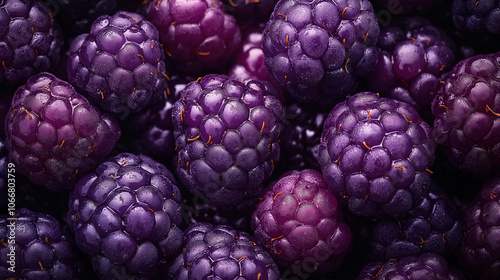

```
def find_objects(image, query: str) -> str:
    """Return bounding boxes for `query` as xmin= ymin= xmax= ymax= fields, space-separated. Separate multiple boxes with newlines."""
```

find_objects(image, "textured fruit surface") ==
xmin=366 ymin=17 xmax=456 ymax=110
xmin=319 ymin=92 xmax=435 ymax=217
xmin=169 ymin=222 xmax=281 ymax=280
xmin=120 ymin=74 xmax=193 ymax=163
xmin=172 ymin=74 xmax=284 ymax=206
xmin=356 ymin=252 xmax=465 ymax=279
xmin=5 ymin=72 xmax=121 ymax=190
xmin=432 ymin=51 xmax=500 ymax=178
xmin=0 ymin=0 xmax=64 ymax=86
xmin=0 ymin=208 xmax=81 ymax=279
xmin=452 ymin=0 xmax=500 ymax=35
xmin=278 ymin=103 xmax=326 ymax=172
xmin=67 ymin=153 xmax=183 ymax=279
xmin=460 ymin=178 xmax=500 ymax=279
xmin=147 ymin=0 xmax=241 ymax=74
xmin=67 ymin=11 xmax=168 ymax=115
xmin=252 ymin=169 xmax=351 ymax=273
xmin=262 ymin=0 xmax=380 ymax=106
xmin=370 ymin=184 xmax=463 ymax=261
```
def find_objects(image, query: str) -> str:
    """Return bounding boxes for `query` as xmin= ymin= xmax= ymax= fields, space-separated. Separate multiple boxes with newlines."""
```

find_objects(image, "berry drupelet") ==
xmin=0 ymin=0 xmax=64 ymax=86
xmin=452 ymin=0 xmax=500 ymax=35
xmin=4 ymin=72 xmax=121 ymax=191
xmin=262 ymin=0 xmax=380 ymax=107
xmin=432 ymin=51 xmax=500 ymax=179
xmin=67 ymin=11 xmax=168 ymax=116
xmin=370 ymin=184 xmax=463 ymax=261
xmin=460 ymin=178 xmax=500 ymax=280
xmin=0 ymin=208 xmax=81 ymax=279
xmin=356 ymin=252 xmax=465 ymax=280
xmin=366 ymin=17 xmax=456 ymax=112
xmin=319 ymin=92 xmax=435 ymax=218
xmin=67 ymin=153 xmax=183 ymax=279
xmin=147 ymin=0 xmax=242 ymax=74
xmin=252 ymin=169 xmax=352 ymax=274
xmin=172 ymin=74 xmax=284 ymax=207
xmin=169 ymin=222 xmax=281 ymax=280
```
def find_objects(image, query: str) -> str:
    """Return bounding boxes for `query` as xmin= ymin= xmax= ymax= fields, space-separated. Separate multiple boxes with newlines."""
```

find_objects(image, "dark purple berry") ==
xmin=453 ymin=0 xmax=500 ymax=35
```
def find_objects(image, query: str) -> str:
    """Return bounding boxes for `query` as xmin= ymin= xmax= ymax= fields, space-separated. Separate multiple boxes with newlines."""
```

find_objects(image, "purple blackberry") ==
xmin=366 ymin=17 xmax=456 ymax=111
xmin=147 ymin=0 xmax=242 ymax=74
xmin=67 ymin=153 xmax=183 ymax=279
xmin=56 ymin=0 xmax=118 ymax=37
xmin=222 ymin=0 xmax=278 ymax=23
xmin=168 ymin=222 xmax=281 ymax=280
xmin=252 ymin=169 xmax=352 ymax=274
xmin=172 ymin=74 xmax=284 ymax=206
xmin=0 ymin=0 xmax=64 ymax=86
xmin=318 ymin=92 xmax=436 ymax=217
xmin=4 ymin=72 xmax=121 ymax=191
xmin=370 ymin=184 xmax=463 ymax=261
xmin=278 ymin=103 xmax=326 ymax=172
xmin=356 ymin=252 xmax=465 ymax=280
xmin=431 ymin=51 xmax=500 ymax=178
xmin=0 ymin=208 xmax=81 ymax=279
xmin=374 ymin=0 xmax=444 ymax=14
xmin=452 ymin=0 xmax=500 ymax=35
xmin=67 ymin=11 xmax=168 ymax=115
xmin=262 ymin=0 xmax=380 ymax=106
xmin=228 ymin=24 xmax=274 ymax=85
xmin=120 ymin=74 xmax=194 ymax=163
xmin=460 ymin=178 xmax=500 ymax=279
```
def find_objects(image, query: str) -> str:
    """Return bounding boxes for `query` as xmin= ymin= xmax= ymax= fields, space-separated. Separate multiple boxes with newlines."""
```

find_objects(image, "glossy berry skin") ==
xmin=120 ymin=75 xmax=193 ymax=163
xmin=366 ymin=17 xmax=456 ymax=110
xmin=278 ymin=103 xmax=326 ymax=172
xmin=375 ymin=0 xmax=443 ymax=14
xmin=67 ymin=11 xmax=168 ymax=115
xmin=319 ymin=92 xmax=435 ymax=218
xmin=56 ymin=0 xmax=118 ymax=37
xmin=460 ymin=178 xmax=500 ymax=279
xmin=356 ymin=252 xmax=465 ymax=280
xmin=172 ymin=74 xmax=284 ymax=206
xmin=432 ymin=52 xmax=500 ymax=179
xmin=262 ymin=0 xmax=380 ymax=106
xmin=252 ymin=169 xmax=352 ymax=274
xmin=0 ymin=208 xmax=81 ymax=280
xmin=5 ymin=72 xmax=121 ymax=191
xmin=0 ymin=0 xmax=64 ymax=86
xmin=67 ymin=153 xmax=183 ymax=279
xmin=452 ymin=0 xmax=500 ymax=35
xmin=371 ymin=184 xmax=463 ymax=261
xmin=168 ymin=222 xmax=281 ymax=280
xmin=147 ymin=0 xmax=241 ymax=74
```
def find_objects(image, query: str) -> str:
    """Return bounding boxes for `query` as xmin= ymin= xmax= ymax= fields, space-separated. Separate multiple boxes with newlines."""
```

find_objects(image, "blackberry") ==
xmin=168 ymin=222 xmax=281 ymax=280
xmin=356 ymin=252 xmax=465 ymax=279
xmin=0 ymin=0 xmax=64 ymax=86
xmin=147 ymin=0 xmax=242 ymax=74
xmin=5 ymin=72 xmax=120 ymax=190
xmin=67 ymin=11 xmax=168 ymax=115
xmin=453 ymin=0 xmax=500 ymax=35
xmin=262 ymin=0 xmax=380 ymax=106
xmin=172 ymin=74 xmax=284 ymax=206
xmin=460 ymin=178 xmax=500 ymax=279
xmin=318 ymin=92 xmax=435 ymax=217
xmin=0 ymin=208 xmax=81 ymax=279
xmin=67 ymin=153 xmax=183 ymax=279
xmin=432 ymin=51 xmax=500 ymax=179
xmin=366 ymin=17 xmax=456 ymax=111
xmin=370 ymin=184 xmax=463 ymax=261
xmin=252 ymin=169 xmax=352 ymax=274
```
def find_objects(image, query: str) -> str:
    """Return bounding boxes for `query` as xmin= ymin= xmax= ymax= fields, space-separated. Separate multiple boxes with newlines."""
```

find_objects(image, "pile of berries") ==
xmin=2 ymin=0 xmax=500 ymax=279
